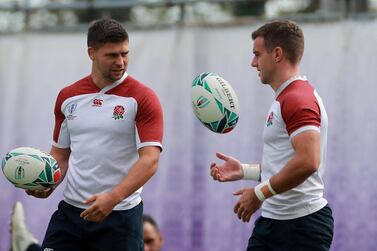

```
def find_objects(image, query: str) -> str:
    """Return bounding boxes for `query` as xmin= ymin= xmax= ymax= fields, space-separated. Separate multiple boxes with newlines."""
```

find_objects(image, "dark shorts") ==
xmin=247 ymin=204 xmax=334 ymax=251
xmin=41 ymin=200 xmax=143 ymax=251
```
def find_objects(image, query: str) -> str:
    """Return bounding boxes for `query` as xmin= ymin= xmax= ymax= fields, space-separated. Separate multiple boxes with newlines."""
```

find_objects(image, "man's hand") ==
xmin=26 ymin=187 xmax=54 ymax=198
xmin=210 ymin=152 xmax=243 ymax=182
xmin=233 ymin=188 xmax=262 ymax=222
xmin=80 ymin=192 xmax=121 ymax=223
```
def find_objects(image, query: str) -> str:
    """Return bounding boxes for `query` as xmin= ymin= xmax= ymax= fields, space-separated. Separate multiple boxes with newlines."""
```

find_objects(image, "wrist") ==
xmin=110 ymin=189 xmax=124 ymax=204
xmin=254 ymin=179 xmax=277 ymax=202
xmin=241 ymin=163 xmax=261 ymax=181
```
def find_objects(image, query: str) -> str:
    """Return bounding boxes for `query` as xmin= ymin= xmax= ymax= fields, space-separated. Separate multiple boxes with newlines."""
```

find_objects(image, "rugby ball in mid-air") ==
xmin=191 ymin=72 xmax=239 ymax=133
xmin=1 ymin=147 xmax=60 ymax=190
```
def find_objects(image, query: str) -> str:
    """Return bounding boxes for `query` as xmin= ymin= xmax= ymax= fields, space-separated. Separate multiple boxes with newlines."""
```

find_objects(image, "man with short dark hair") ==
xmin=25 ymin=18 xmax=164 ymax=251
xmin=210 ymin=20 xmax=334 ymax=251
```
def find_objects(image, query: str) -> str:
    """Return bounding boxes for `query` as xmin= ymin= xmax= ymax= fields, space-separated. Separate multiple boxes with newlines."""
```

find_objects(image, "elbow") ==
xmin=147 ymin=156 xmax=160 ymax=175
xmin=304 ymin=157 xmax=320 ymax=174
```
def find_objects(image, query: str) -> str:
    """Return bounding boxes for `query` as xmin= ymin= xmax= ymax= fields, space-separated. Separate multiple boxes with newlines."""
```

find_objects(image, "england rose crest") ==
xmin=112 ymin=105 xmax=125 ymax=120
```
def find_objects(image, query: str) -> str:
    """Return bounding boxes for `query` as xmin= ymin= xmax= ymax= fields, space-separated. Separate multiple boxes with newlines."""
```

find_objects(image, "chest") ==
xmin=63 ymin=94 xmax=137 ymax=136
xmin=263 ymin=101 xmax=289 ymax=144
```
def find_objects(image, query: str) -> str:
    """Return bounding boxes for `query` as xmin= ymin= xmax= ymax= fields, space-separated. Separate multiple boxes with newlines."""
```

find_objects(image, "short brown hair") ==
xmin=87 ymin=19 xmax=129 ymax=50
xmin=252 ymin=20 xmax=304 ymax=65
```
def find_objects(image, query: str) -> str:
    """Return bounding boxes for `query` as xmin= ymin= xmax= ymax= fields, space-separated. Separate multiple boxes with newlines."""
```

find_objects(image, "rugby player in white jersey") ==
xmin=26 ymin=18 xmax=163 ymax=251
xmin=210 ymin=20 xmax=333 ymax=251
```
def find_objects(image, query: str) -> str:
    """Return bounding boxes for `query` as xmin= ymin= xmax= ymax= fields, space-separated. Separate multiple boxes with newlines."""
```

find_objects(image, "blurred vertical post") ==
xmin=24 ymin=0 xmax=30 ymax=31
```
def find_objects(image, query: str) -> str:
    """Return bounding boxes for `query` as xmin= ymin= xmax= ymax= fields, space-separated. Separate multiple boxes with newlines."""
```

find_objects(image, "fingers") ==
xmin=80 ymin=206 xmax=106 ymax=222
xmin=83 ymin=195 xmax=97 ymax=205
xmin=210 ymin=165 xmax=217 ymax=176
xmin=243 ymin=212 xmax=252 ymax=222
xmin=210 ymin=166 xmax=222 ymax=181
xmin=234 ymin=203 xmax=252 ymax=222
xmin=80 ymin=207 xmax=92 ymax=219
xmin=234 ymin=202 xmax=247 ymax=221
xmin=25 ymin=188 xmax=53 ymax=198
xmin=234 ymin=201 xmax=240 ymax=214
xmin=216 ymin=152 xmax=229 ymax=161
xmin=233 ymin=189 xmax=244 ymax=196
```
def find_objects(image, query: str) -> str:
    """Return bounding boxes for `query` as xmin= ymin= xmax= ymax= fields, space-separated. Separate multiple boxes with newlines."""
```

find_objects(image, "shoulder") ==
xmin=125 ymin=76 xmax=158 ymax=98
xmin=276 ymin=80 xmax=321 ymax=134
xmin=277 ymin=80 xmax=316 ymax=106
xmin=57 ymin=76 xmax=94 ymax=102
xmin=277 ymin=80 xmax=319 ymax=118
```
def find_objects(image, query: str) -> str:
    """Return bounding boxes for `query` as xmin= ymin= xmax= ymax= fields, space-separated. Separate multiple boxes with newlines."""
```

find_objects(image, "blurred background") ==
xmin=1 ymin=0 xmax=377 ymax=250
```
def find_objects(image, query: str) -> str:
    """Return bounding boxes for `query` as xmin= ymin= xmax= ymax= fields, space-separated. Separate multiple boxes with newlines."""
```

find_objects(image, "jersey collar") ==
xmin=100 ymin=72 xmax=129 ymax=93
xmin=275 ymin=75 xmax=307 ymax=98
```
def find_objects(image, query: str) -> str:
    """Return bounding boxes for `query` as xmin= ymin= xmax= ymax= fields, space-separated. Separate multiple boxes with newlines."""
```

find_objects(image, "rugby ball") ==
xmin=191 ymin=72 xmax=239 ymax=133
xmin=1 ymin=147 xmax=61 ymax=190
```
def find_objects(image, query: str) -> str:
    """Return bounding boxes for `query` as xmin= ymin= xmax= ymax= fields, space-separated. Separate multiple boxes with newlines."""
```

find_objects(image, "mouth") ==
xmin=112 ymin=69 xmax=124 ymax=74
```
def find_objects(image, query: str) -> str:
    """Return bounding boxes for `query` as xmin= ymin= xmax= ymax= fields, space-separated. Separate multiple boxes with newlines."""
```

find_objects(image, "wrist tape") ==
xmin=254 ymin=179 xmax=277 ymax=202
xmin=241 ymin=164 xmax=260 ymax=181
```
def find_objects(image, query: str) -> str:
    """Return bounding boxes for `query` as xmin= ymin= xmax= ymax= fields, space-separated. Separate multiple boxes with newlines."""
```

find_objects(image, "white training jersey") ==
xmin=261 ymin=76 xmax=328 ymax=220
xmin=53 ymin=72 xmax=163 ymax=210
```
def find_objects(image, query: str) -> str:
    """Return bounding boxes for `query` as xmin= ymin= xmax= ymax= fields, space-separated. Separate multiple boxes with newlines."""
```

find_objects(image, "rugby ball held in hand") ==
xmin=191 ymin=72 xmax=239 ymax=133
xmin=1 ymin=147 xmax=60 ymax=190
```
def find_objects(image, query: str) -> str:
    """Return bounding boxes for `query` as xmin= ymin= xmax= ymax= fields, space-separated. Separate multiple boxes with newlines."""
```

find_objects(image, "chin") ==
xmin=110 ymin=73 xmax=123 ymax=81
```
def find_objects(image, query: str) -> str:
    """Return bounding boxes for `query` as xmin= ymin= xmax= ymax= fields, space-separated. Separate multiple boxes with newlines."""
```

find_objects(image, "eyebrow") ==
xmin=105 ymin=51 xmax=129 ymax=56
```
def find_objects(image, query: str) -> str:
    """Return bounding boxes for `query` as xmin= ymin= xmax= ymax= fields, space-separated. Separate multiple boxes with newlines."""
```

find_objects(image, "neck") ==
xmin=270 ymin=64 xmax=300 ymax=92
xmin=91 ymin=67 xmax=110 ymax=89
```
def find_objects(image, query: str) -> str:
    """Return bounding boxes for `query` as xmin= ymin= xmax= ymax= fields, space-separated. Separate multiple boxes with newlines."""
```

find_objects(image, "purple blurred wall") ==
xmin=1 ymin=21 xmax=377 ymax=250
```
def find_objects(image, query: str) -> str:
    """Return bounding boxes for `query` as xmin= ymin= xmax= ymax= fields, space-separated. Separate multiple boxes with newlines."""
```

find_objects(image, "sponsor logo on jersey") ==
xmin=43 ymin=248 xmax=54 ymax=251
xmin=112 ymin=105 xmax=125 ymax=120
xmin=92 ymin=98 xmax=103 ymax=107
xmin=67 ymin=103 xmax=77 ymax=120
xmin=266 ymin=112 xmax=273 ymax=127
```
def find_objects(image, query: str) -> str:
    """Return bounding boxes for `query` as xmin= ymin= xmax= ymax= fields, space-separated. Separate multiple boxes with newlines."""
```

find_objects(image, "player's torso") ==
xmin=62 ymin=93 xmax=137 ymax=147
xmin=261 ymin=77 xmax=328 ymax=219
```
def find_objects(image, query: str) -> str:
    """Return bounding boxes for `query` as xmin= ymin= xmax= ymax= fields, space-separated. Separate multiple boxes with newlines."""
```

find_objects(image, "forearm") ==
xmin=111 ymin=157 xmax=159 ymax=203
xmin=270 ymin=155 xmax=318 ymax=194
xmin=265 ymin=130 xmax=320 ymax=198
xmin=50 ymin=146 xmax=70 ymax=188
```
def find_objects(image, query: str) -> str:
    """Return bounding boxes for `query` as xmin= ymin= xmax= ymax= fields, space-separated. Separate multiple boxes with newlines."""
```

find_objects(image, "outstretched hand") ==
xmin=210 ymin=152 xmax=243 ymax=182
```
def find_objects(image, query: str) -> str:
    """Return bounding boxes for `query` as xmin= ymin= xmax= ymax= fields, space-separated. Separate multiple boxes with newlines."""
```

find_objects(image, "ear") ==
xmin=88 ymin=47 xmax=95 ymax=61
xmin=273 ymin=47 xmax=283 ymax=63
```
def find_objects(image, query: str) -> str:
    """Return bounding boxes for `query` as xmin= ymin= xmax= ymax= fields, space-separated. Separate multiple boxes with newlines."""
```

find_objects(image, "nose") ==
xmin=115 ymin=55 xmax=124 ymax=66
xmin=251 ymin=57 xmax=257 ymax=68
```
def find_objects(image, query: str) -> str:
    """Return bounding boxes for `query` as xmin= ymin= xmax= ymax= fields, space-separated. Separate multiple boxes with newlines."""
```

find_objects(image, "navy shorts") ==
xmin=247 ymin=204 xmax=334 ymax=251
xmin=41 ymin=200 xmax=143 ymax=251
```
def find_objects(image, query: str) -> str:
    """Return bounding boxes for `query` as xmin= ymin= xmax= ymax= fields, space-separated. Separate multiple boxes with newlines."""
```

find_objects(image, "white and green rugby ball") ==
xmin=191 ymin=72 xmax=239 ymax=133
xmin=2 ymin=147 xmax=61 ymax=190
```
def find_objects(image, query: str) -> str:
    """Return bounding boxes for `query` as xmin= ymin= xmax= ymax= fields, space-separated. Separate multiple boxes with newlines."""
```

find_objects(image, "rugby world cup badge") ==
xmin=67 ymin=103 xmax=77 ymax=120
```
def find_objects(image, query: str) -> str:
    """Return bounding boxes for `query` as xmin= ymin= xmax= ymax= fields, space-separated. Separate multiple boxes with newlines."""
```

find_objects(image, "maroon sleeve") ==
xmin=277 ymin=82 xmax=320 ymax=136
xmin=53 ymin=90 xmax=66 ymax=143
xmin=135 ymin=87 xmax=164 ymax=146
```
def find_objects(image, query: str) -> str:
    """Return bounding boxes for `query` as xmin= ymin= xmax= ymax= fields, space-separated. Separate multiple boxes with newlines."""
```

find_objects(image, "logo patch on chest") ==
xmin=67 ymin=103 xmax=77 ymax=120
xmin=92 ymin=98 xmax=103 ymax=107
xmin=112 ymin=105 xmax=125 ymax=120
xmin=266 ymin=112 xmax=273 ymax=127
